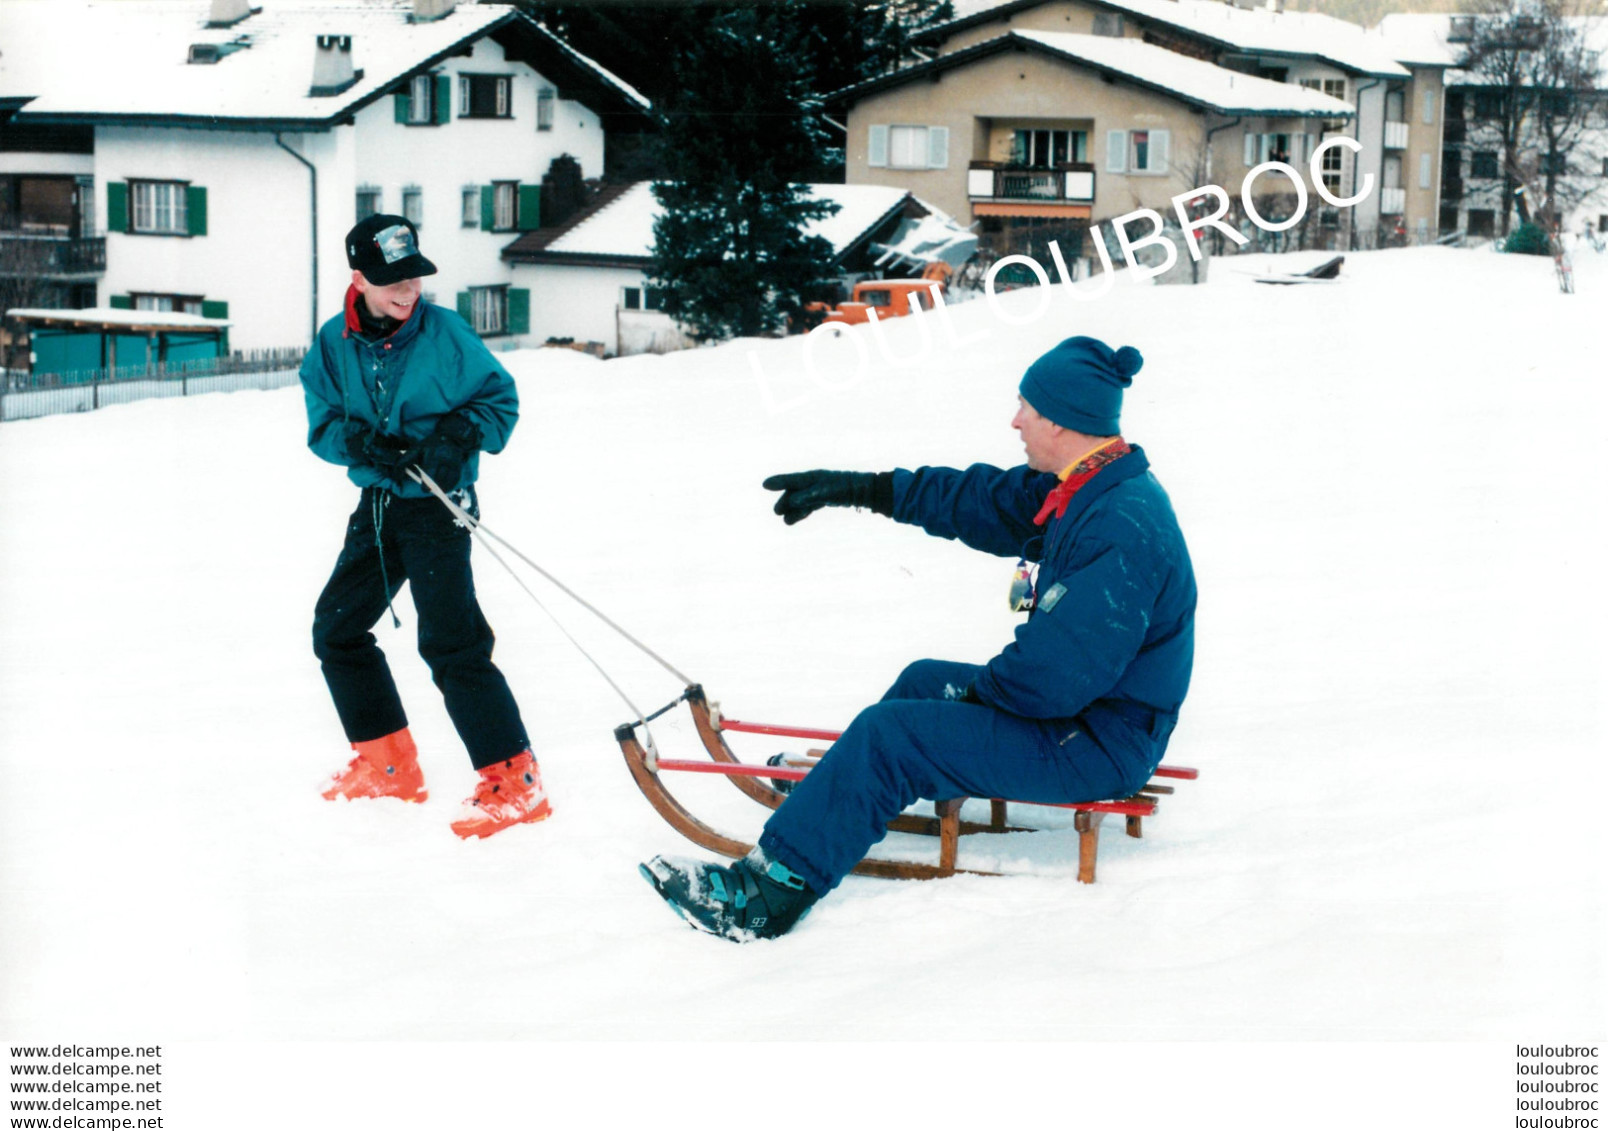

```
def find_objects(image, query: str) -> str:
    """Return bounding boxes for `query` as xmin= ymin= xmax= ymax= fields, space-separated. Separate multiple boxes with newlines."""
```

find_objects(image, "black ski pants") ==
xmin=312 ymin=487 xmax=529 ymax=769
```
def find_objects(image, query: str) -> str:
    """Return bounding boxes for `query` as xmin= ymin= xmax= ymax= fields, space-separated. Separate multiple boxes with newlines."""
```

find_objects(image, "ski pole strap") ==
xmin=405 ymin=467 xmax=693 ymax=687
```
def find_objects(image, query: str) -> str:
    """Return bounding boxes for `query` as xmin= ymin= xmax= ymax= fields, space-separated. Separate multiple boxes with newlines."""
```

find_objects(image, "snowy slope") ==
xmin=2 ymin=246 xmax=1604 ymax=1123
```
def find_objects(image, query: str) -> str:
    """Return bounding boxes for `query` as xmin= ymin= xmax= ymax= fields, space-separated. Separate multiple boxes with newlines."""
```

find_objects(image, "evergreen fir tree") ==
xmin=647 ymin=3 xmax=841 ymax=342
xmin=515 ymin=1 xmax=955 ymax=179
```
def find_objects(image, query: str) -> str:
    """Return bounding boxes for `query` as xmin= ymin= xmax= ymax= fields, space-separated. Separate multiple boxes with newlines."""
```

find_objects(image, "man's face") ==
xmin=353 ymin=271 xmax=421 ymax=321
xmin=1012 ymin=396 xmax=1061 ymax=472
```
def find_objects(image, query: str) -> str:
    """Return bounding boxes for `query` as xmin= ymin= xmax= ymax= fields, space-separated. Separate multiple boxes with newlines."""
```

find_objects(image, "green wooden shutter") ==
xmin=394 ymin=90 xmax=412 ymax=123
xmin=201 ymin=300 xmax=229 ymax=320
xmin=186 ymin=186 xmax=207 ymax=236
xmin=507 ymin=288 xmax=530 ymax=335
xmin=456 ymin=291 xmax=472 ymax=322
xmin=434 ymin=74 xmax=451 ymax=125
xmin=107 ymin=182 xmax=128 ymax=233
xmin=109 ymin=294 xmax=134 ymax=310
xmin=517 ymin=184 xmax=541 ymax=230
xmin=480 ymin=185 xmax=494 ymax=231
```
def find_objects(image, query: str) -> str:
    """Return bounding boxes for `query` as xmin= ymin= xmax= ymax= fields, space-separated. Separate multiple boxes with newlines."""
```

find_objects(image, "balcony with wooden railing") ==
xmin=0 ymin=233 xmax=107 ymax=278
xmin=1380 ymin=186 xmax=1407 ymax=214
xmin=1384 ymin=121 xmax=1410 ymax=150
xmin=967 ymin=161 xmax=1097 ymax=206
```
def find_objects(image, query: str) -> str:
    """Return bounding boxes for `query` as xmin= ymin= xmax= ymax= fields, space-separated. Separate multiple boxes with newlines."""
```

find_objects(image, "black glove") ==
xmin=411 ymin=411 xmax=483 ymax=492
xmin=762 ymin=470 xmax=894 ymax=525
xmin=343 ymin=423 xmax=416 ymax=483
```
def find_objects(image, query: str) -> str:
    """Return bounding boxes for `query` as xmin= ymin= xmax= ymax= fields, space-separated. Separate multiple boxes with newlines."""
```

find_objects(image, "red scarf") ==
xmin=343 ymin=284 xmax=420 ymax=338
xmin=1032 ymin=438 xmax=1131 ymax=526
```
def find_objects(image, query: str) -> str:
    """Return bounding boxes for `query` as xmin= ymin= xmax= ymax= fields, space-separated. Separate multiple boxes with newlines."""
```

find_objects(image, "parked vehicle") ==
xmin=804 ymin=263 xmax=951 ymax=327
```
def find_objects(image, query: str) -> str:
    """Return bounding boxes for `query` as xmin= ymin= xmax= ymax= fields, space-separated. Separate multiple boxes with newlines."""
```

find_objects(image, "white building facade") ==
xmin=0 ymin=0 xmax=650 ymax=354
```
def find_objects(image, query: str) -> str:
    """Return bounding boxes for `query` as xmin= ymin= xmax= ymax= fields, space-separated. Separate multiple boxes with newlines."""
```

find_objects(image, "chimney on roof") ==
xmin=412 ymin=0 xmax=457 ymax=22
xmin=310 ymin=35 xmax=358 ymax=98
xmin=206 ymin=0 xmax=255 ymax=27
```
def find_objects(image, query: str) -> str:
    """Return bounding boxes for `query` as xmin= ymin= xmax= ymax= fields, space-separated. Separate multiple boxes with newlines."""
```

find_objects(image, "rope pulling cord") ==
xmin=405 ymin=466 xmax=688 ymax=763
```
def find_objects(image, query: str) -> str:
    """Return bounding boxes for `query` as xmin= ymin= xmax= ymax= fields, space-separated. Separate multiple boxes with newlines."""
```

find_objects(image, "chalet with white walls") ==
xmin=0 ymin=0 xmax=650 ymax=356
xmin=502 ymin=183 xmax=931 ymax=357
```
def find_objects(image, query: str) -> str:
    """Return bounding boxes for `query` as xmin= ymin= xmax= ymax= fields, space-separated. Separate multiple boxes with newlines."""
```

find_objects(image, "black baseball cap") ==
xmin=345 ymin=213 xmax=437 ymax=285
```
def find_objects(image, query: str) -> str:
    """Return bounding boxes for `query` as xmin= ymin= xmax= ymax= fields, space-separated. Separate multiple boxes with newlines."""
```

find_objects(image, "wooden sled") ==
xmin=617 ymin=684 xmax=1198 ymax=884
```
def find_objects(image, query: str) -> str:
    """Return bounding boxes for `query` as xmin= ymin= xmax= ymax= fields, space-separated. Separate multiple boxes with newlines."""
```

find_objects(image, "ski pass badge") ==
xmin=1008 ymin=560 xmax=1037 ymax=612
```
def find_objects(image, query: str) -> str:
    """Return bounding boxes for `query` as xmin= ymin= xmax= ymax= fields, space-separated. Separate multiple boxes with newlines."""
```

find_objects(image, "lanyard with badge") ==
xmin=1009 ymin=537 xmax=1042 ymax=612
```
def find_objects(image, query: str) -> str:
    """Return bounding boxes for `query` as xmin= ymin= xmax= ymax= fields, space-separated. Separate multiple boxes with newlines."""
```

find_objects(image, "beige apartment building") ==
xmin=855 ymin=0 xmax=1451 ymax=252
xmin=833 ymin=31 xmax=1354 ymax=262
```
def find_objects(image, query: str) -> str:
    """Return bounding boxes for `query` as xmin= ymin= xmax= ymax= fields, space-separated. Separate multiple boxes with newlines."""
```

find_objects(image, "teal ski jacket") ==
xmin=299 ymin=289 xmax=519 ymax=498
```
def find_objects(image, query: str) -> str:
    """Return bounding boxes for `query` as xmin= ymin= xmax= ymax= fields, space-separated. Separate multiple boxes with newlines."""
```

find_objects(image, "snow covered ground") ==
xmin=2 ymin=246 xmax=1604 ymax=1126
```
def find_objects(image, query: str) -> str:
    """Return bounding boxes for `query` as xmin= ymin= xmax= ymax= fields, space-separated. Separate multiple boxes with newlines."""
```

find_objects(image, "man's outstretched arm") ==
xmin=762 ymin=470 xmax=894 ymax=525
xmin=764 ymin=464 xmax=1054 ymax=559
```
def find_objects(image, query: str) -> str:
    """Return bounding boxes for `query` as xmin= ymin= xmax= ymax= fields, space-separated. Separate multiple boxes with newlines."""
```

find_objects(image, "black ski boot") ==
xmin=765 ymin=753 xmax=796 ymax=795
xmin=639 ymin=850 xmax=819 ymax=942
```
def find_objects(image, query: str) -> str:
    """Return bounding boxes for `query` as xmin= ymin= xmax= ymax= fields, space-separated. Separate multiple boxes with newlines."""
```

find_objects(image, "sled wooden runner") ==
xmin=618 ymin=684 xmax=1199 ymax=884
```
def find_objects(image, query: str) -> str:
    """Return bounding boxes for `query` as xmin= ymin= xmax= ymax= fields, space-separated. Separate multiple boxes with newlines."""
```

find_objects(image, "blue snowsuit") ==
xmin=300 ymin=293 xmax=529 ymax=768
xmin=758 ymin=448 xmax=1196 ymax=894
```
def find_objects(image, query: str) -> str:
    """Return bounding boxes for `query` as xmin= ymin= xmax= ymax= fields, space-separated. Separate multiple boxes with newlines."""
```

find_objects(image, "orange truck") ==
xmin=804 ymin=263 xmax=951 ymax=326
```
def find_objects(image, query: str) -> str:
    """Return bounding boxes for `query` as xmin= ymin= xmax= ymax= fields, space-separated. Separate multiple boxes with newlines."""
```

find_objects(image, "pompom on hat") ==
xmin=1018 ymin=336 xmax=1142 ymax=435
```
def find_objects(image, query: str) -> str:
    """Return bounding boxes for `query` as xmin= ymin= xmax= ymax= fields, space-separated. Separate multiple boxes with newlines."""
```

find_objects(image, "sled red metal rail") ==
xmin=617 ymin=684 xmax=1198 ymax=884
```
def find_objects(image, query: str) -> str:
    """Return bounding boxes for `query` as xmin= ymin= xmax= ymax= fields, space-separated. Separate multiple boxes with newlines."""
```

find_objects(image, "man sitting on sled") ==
xmin=641 ymin=335 xmax=1197 ymax=941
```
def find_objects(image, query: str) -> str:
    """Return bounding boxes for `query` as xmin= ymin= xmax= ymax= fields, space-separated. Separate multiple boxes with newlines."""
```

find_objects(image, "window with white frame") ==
xmin=1128 ymin=129 xmax=1168 ymax=174
xmin=622 ymin=285 xmax=666 ymax=311
xmin=408 ymin=73 xmax=435 ymax=124
xmin=1320 ymin=135 xmax=1344 ymax=197
xmin=537 ymin=87 xmax=555 ymax=131
xmin=132 ymin=180 xmax=188 ymax=234
xmin=868 ymin=124 xmax=949 ymax=169
xmin=355 ymin=186 xmax=381 ymax=221
xmin=492 ymin=181 xmax=517 ymax=230
xmin=133 ymin=292 xmax=204 ymax=314
xmin=461 ymin=187 xmax=479 ymax=228
xmin=1012 ymin=129 xmax=1088 ymax=168
xmin=470 ymin=285 xmax=507 ymax=335
xmin=402 ymin=186 xmax=423 ymax=227
xmin=460 ymin=74 xmax=511 ymax=118
xmin=891 ymin=125 xmax=938 ymax=168
xmin=1245 ymin=132 xmax=1303 ymax=165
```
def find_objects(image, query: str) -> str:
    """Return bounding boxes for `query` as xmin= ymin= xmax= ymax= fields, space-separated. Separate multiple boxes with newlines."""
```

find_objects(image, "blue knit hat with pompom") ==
xmin=1018 ymin=336 xmax=1143 ymax=435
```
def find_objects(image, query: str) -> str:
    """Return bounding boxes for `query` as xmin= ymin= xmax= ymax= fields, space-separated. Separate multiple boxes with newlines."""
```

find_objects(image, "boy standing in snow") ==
xmin=642 ymin=336 xmax=1195 ymax=939
xmin=299 ymin=213 xmax=550 ymax=840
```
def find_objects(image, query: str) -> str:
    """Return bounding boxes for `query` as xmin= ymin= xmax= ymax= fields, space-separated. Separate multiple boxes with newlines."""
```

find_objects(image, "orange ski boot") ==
xmin=322 ymin=728 xmax=429 ymax=803
xmin=450 ymin=751 xmax=552 ymax=840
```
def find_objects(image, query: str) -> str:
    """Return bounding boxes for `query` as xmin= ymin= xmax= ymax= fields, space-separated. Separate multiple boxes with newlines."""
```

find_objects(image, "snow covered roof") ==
xmin=1016 ymin=30 xmax=1357 ymax=114
xmin=929 ymin=0 xmax=1414 ymax=78
xmin=502 ymin=183 xmax=923 ymax=266
xmin=0 ymin=0 xmax=648 ymax=128
xmin=835 ymin=30 xmax=1355 ymax=118
xmin=1369 ymin=13 xmax=1461 ymax=69
xmin=1373 ymin=13 xmax=1608 ymax=85
xmin=7 ymin=307 xmax=231 ymax=329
